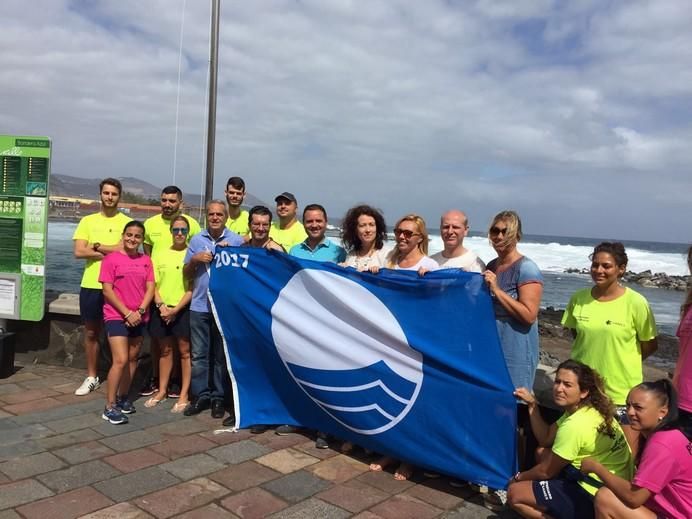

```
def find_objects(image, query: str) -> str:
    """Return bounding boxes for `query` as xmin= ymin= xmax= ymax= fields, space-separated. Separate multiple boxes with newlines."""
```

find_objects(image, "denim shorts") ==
xmin=79 ymin=288 xmax=104 ymax=323
xmin=105 ymin=320 xmax=144 ymax=338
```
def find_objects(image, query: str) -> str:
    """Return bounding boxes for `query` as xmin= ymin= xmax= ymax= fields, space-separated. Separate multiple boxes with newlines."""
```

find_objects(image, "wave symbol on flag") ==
xmin=271 ymin=268 xmax=423 ymax=435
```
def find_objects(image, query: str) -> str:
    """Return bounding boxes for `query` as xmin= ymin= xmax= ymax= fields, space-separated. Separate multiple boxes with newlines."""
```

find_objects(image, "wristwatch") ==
xmin=92 ymin=242 xmax=101 ymax=252
xmin=137 ymin=307 xmax=146 ymax=315
xmin=155 ymin=302 xmax=165 ymax=309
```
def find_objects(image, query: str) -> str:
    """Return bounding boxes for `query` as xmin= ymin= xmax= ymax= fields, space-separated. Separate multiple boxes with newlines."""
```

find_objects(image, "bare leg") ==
xmin=594 ymin=488 xmax=656 ymax=519
xmin=507 ymin=481 xmax=553 ymax=519
xmin=177 ymin=336 xmax=191 ymax=404
xmin=119 ymin=337 xmax=141 ymax=398
xmin=394 ymin=462 xmax=414 ymax=481
xmin=106 ymin=336 xmax=128 ymax=408
xmin=84 ymin=320 xmax=102 ymax=378
xmin=151 ymin=337 xmax=173 ymax=402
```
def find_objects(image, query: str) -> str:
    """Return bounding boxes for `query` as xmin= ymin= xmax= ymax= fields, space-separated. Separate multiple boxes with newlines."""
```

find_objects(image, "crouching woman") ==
xmin=507 ymin=360 xmax=633 ymax=519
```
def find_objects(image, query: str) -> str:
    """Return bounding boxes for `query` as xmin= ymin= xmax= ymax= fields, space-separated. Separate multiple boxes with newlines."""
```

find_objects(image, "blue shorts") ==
xmin=532 ymin=478 xmax=594 ymax=519
xmin=80 ymin=288 xmax=104 ymax=323
xmin=105 ymin=320 xmax=144 ymax=338
xmin=148 ymin=305 xmax=191 ymax=338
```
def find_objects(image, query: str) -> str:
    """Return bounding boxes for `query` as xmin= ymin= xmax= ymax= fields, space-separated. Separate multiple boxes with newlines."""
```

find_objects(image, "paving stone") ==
xmin=357 ymin=469 xmax=416 ymax=494
xmin=160 ymin=453 xmax=226 ymax=480
xmin=0 ymin=510 xmax=22 ymax=519
xmin=145 ymin=417 xmax=208 ymax=437
xmin=44 ymin=412 xmax=105 ymax=434
xmin=15 ymin=486 xmax=113 ymax=519
xmin=93 ymin=466 xmax=181 ymax=502
xmin=316 ymin=478 xmax=390 ymax=513
xmin=0 ymin=451 xmax=67 ymax=480
xmin=402 ymin=478 xmax=468 ymax=510
xmin=79 ymin=502 xmax=154 ymax=518
xmin=209 ymin=460 xmax=281 ymax=491
xmin=90 ymin=418 xmax=145 ymax=437
xmin=220 ymin=487 xmax=288 ymax=519
xmin=305 ymin=453 xmax=370 ymax=483
xmin=199 ymin=428 xmax=254 ymax=445
xmin=148 ymin=434 xmax=217 ymax=460
xmin=0 ymin=440 xmax=46 ymax=462
xmin=0 ymin=383 xmax=21 ymax=396
xmin=98 ymin=429 xmax=163 ymax=452
xmin=21 ymin=376 xmax=77 ymax=390
xmin=173 ymin=503 xmax=239 ymax=518
xmin=10 ymin=404 xmax=86 ymax=426
xmin=0 ymin=410 xmax=12 ymax=419
xmin=268 ymin=498 xmax=350 ymax=519
xmin=134 ymin=477 xmax=230 ymax=518
xmin=54 ymin=391 xmax=105 ymax=405
xmin=252 ymin=432 xmax=309 ymax=451
xmin=36 ymin=428 xmax=103 ymax=450
xmin=36 ymin=459 xmax=121 ymax=493
xmin=254 ymin=448 xmax=320 ymax=474
xmin=369 ymin=494 xmax=443 ymax=519
xmin=103 ymin=447 xmax=169 ymax=473
xmin=0 ymin=388 xmax=61 ymax=404
xmin=439 ymin=498 xmax=513 ymax=519
xmin=0 ymin=479 xmax=54 ymax=510
xmin=3 ymin=397 xmax=63 ymax=415
xmin=293 ymin=440 xmax=340 ymax=460
xmin=53 ymin=440 xmax=116 ymax=464
xmin=352 ymin=512 xmax=386 ymax=519
xmin=207 ymin=439 xmax=271 ymax=464
xmin=0 ymin=423 xmax=53 ymax=445
xmin=261 ymin=470 xmax=332 ymax=504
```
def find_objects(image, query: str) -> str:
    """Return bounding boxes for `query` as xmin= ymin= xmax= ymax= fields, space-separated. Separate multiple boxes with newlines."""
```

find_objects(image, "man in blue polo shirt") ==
xmin=182 ymin=200 xmax=244 ymax=422
xmin=288 ymin=204 xmax=345 ymax=262
xmin=278 ymin=204 xmax=345 ymax=446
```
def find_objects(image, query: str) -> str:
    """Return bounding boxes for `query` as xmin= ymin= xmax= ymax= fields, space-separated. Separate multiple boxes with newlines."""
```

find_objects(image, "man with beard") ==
xmin=224 ymin=176 xmax=250 ymax=237
xmin=268 ymin=192 xmax=307 ymax=252
xmin=140 ymin=186 xmax=201 ymax=398
xmin=73 ymin=178 xmax=132 ymax=395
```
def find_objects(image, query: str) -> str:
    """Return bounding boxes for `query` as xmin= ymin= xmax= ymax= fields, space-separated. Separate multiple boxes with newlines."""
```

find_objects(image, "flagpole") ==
xmin=204 ymin=0 xmax=220 ymax=208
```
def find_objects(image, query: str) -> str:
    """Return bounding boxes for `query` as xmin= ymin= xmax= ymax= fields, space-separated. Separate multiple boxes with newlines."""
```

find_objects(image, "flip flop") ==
xmin=171 ymin=401 xmax=189 ymax=413
xmin=144 ymin=396 xmax=168 ymax=408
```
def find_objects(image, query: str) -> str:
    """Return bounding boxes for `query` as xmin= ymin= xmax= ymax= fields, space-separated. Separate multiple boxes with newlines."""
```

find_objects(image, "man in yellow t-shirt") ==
xmin=143 ymin=186 xmax=201 ymax=256
xmin=224 ymin=176 xmax=249 ymax=237
xmin=269 ymin=191 xmax=307 ymax=252
xmin=72 ymin=177 xmax=132 ymax=396
xmin=142 ymin=185 xmax=201 ymax=397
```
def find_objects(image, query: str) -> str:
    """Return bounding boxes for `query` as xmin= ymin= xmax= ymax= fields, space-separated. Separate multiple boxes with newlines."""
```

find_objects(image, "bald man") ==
xmin=431 ymin=210 xmax=485 ymax=272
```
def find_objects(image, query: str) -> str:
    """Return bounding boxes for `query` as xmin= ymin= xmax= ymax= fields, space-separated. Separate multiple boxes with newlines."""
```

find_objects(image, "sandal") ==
xmin=144 ymin=396 xmax=168 ymax=408
xmin=171 ymin=401 xmax=189 ymax=413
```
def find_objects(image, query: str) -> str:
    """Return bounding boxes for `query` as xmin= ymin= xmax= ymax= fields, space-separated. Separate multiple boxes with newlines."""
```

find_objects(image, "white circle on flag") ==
xmin=271 ymin=269 xmax=423 ymax=434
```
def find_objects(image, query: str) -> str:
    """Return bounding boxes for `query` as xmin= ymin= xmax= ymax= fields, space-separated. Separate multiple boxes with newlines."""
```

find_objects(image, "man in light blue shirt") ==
xmin=289 ymin=204 xmax=345 ymax=263
xmin=183 ymin=200 xmax=243 ymax=421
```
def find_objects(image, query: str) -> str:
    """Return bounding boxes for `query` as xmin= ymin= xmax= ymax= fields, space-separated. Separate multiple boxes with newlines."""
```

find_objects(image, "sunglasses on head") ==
xmin=171 ymin=227 xmax=189 ymax=235
xmin=394 ymin=228 xmax=420 ymax=239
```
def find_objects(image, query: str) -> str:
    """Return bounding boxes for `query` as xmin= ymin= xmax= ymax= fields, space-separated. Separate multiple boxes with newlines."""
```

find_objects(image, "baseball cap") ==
xmin=274 ymin=192 xmax=297 ymax=203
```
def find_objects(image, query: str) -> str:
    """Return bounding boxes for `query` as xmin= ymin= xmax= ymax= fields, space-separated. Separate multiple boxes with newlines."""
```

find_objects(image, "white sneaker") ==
xmin=75 ymin=376 xmax=100 ymax=395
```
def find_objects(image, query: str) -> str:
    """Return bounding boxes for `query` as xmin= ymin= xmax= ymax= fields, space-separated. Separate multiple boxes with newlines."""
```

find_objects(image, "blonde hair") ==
xmin=488 ymin=210 xmax=522 ymax=250
xmin=387 ymin=214 xmax=429 ymax=267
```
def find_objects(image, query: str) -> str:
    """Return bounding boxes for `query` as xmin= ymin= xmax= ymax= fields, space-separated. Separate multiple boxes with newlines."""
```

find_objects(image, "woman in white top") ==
xmin=341 ymin=204 xmax=389 ymax=271
xmin=385 ymin=214 xmax=438 ymax=273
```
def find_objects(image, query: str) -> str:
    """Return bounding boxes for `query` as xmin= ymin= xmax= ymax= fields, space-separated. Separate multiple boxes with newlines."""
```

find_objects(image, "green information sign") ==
xmin=0 ymin=135 xmax=50 ymax=321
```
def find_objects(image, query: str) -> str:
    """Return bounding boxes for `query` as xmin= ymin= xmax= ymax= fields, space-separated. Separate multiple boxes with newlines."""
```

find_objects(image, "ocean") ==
xmin=47 ymin=221 xmax=688 ymax=337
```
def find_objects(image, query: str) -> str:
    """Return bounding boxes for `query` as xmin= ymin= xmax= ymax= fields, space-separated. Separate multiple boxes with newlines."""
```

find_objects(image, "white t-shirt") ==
xmin=431 ymin=249 xmax=485 ymax=273
xmin=342 ymin=247 xmax=390 ymax=270
xmin=393 ymin=256 xmax=439 ymax=271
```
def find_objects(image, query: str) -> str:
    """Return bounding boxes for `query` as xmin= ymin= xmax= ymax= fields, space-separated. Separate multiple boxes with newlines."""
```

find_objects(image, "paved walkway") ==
xmin=0 ymin=358 xmax=516 ymax=518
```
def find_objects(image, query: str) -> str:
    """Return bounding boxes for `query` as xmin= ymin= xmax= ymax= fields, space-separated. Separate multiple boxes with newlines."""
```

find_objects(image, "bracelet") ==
xmin=123 ymin=311 xmax=133 ymax=320
xmin=513 ymin=471 xmax=521 ymax=482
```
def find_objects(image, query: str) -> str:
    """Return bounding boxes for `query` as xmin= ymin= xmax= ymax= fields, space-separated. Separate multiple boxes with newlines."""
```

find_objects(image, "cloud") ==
xmin=1 ymin=0 xmax=690 ymax=242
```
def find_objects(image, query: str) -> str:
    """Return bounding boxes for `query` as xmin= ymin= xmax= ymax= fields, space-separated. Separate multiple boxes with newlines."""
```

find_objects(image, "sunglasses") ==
xmin=171 ymin=227 xmax=189 ymax=235
xmin=489 ymin=226 xmax=508 ymax=236
xmin=394 ymin=228 xmax=420 ymax=239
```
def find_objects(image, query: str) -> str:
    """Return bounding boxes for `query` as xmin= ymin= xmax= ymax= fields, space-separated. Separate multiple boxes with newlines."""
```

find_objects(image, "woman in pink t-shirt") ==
xmin=581 ymin=380 xmax=692 ymax=519
xmin=673 ymin=245 xmax=692 ymax=415
xmin=99 ymin=220 xmax=155 ymax=425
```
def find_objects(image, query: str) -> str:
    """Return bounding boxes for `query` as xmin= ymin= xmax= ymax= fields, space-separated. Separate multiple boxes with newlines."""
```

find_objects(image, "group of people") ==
xmin=72 ymin=176 xmax=691 ymax=518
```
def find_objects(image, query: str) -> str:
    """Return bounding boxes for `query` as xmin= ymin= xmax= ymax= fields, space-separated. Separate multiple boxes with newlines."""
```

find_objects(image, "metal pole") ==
xmin=204 ymin=0 xmax=221 ymax=208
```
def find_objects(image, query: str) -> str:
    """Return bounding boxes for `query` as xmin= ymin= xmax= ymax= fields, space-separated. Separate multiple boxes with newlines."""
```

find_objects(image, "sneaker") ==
xmin=102 ymin=406 xmax=128 ymax=425
xmin=116 ymin=396 xmax=136 ymax=414
xmin=250 ymin=424 xmax=270 ymax=434
xmin=167 ymin=382 xmax=181 ymax=399
xmin=483 ymin=489 xmax=507 ymax=511
xmin=275 ymin=424 xmax=300 ymax=435
xmin=139 ymin=378 xmax=158 ymax=397
xmin=75 ymin=376 xmax=100 ymax=396
xmin=315 ymin=436 xmax=329 ymax=449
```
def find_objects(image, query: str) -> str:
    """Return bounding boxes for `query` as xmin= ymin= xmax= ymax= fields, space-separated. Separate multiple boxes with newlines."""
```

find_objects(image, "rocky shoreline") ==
xmin=537 ymin=307 xmax=677 ymax=381
xmin=564 ymin=268 xmax=690 ymax=291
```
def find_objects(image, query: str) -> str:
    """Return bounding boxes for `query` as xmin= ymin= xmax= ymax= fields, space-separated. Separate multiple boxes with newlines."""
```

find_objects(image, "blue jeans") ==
xmin=190 ymin=311 xmax=229 ymax=403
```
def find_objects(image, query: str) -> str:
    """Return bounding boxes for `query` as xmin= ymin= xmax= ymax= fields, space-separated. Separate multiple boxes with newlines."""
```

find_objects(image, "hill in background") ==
xmin=50 ymin=174 xmax=268 ymax=207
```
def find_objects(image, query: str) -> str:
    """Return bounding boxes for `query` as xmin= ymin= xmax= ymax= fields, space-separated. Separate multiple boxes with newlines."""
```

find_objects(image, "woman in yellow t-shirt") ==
xmin=507 ymin=360 xmax=633 ymax=519
xmin=145 ymin=215 xmax=193 ymax=413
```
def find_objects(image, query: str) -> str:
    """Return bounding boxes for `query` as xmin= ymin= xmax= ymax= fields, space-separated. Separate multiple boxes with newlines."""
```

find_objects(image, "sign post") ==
xmin=0 ymin=135 xmax=50 ymax=322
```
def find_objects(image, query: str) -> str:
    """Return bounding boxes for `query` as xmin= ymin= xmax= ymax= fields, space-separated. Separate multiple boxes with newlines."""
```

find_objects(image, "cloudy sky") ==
xmin=2 ymin=0 xmax=691 ymax=243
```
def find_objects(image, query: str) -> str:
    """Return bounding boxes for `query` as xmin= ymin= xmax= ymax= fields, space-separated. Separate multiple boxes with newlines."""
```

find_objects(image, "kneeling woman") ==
xmin=580 ymin=380 xmax=692 ymax=519
xmin=508 ymin=360 xmax=633 ymax=519
xmin=100 ymin=221 xmax=155 ymax=424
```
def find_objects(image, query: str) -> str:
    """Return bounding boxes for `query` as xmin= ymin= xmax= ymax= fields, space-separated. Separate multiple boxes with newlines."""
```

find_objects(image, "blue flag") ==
xmin=209 ymin=247 xmax=517 ymax=489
